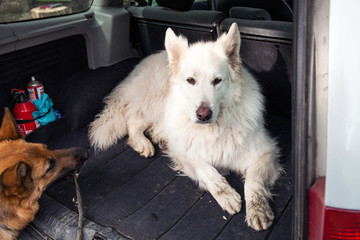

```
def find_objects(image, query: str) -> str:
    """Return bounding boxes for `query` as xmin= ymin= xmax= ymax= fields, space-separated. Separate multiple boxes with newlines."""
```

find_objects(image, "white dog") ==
xmin=89 ymin=23 xmax=281 ymax=231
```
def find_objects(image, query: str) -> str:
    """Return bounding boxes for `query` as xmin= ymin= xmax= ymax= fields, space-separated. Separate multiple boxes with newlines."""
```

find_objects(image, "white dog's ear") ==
xmin=165 ymin=28 xmax=188 ymax=74
xmin=217 ymin=23 xmax=241 ymax=71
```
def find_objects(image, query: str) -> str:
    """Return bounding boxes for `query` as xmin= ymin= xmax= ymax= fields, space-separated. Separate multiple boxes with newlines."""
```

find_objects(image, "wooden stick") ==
xmin=73 ymin=172 xmax=83 ymax=240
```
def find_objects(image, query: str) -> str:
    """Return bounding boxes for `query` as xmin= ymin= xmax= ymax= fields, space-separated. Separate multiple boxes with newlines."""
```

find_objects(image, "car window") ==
xmin=0 ymin=0 xmax=93 ymax=23
xmin=123 ymin=0 xmax=158 ymax=7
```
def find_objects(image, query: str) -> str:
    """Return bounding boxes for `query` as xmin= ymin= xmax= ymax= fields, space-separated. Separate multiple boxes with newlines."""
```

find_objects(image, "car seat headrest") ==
xmin=155 ymin=0 xmax=195 ymax=11
xmin=229 ymin=7 xmax=271 ymax=20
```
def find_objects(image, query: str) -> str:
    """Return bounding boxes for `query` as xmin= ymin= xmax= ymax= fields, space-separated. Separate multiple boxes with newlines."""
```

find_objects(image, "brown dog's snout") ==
xmin=196 ymin=103 xmax=213 ymax=123
xmin=55 ymin=147 xmax=89 ymax=171
xmin=72 ymin=147 xmax=89 ymax=170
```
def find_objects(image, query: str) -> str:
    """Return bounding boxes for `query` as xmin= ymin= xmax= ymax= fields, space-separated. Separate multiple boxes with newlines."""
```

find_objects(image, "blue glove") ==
xmin=32 ymin=93 xmax=57 ymax=125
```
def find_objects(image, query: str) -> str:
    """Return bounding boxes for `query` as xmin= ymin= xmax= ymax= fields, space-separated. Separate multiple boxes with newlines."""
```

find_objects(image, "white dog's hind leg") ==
xmin=179 ymin=159 xmax=242 ymax=214
xmin=127 ymin=116 xmax=155 ymax=158
xmin=244 ymin=151 xmax=281 ymax=231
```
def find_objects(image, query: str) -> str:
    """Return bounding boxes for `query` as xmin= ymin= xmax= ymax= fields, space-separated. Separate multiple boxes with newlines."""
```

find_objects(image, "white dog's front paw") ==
xmin=128 ymin=137 xmax=155 ymax=158
xmin=214 ymin=187 xmax=242 ymax=215
xmin=246 ymin=198 xmax=274 ymax=231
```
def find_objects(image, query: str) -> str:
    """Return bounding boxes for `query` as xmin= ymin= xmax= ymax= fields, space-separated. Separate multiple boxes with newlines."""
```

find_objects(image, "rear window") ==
xmin=0 ymin=0 xmax=93 ymax=23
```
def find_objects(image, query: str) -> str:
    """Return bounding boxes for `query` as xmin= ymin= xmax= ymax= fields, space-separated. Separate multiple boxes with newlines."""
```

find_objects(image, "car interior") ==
xmin=0 ymin=0 xmax=294 ymax=239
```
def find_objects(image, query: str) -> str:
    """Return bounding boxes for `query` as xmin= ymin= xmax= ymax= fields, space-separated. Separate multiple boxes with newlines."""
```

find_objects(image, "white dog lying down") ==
xmin=89 ymin=23 xmax=281 ymax=231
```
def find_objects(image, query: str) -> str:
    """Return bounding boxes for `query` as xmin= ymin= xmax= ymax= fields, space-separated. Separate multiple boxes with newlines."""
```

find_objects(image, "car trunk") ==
xmin=0 ymin=14 xmax=293 ymax=240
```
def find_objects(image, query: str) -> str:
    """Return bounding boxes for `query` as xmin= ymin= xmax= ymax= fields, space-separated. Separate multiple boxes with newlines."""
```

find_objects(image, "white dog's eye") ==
xmin=213 ymin=77 xmax=222 ymax=86
xmin=186 ymin=77 xmax=196 ymax=85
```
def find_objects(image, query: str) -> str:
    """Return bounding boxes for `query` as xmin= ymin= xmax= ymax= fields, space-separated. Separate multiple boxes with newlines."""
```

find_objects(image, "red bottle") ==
xmin=11 ymin=89 xmax=40 ymax=136
xmin=27 ymin=76 xmax=44 ymax=101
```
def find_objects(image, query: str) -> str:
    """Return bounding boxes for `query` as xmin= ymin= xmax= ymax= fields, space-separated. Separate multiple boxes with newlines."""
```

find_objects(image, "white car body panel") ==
xmin=325 ymin=0 xmax=360 ymax=210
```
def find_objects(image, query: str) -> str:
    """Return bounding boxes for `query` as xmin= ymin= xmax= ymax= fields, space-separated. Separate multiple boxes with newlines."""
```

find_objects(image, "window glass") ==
xmin=0 ymin=0 xmax=93 ymax=23
xmin=123 ymin=0 xmax=158 ymax=7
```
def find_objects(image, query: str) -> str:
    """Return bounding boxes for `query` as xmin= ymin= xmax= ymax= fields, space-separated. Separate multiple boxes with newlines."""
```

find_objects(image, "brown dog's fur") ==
xmin=0 ymin=108 xmax=88 ymax=239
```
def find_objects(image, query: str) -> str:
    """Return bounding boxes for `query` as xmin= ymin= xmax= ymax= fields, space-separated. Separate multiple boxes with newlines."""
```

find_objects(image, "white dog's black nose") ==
xmin=196 ymin=104 xmax=212 ymax=122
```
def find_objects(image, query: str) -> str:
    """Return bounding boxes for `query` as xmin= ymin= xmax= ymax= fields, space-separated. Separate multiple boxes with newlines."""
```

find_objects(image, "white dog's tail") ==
xmin=88 ymin=95 xmax=128 ymax=151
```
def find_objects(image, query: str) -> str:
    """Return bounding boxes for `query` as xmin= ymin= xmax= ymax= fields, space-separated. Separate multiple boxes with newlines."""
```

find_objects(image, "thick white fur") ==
xmin=89 ymin=23 xmax=281 ymax=231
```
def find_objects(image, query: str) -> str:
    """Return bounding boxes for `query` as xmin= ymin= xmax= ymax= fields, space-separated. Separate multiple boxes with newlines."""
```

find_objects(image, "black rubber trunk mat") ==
xmin=20 ymin=115 xmax=292 ymax=240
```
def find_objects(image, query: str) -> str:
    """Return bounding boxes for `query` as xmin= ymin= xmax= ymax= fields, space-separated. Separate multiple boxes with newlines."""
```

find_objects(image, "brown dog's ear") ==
xmin=0 ymin=108 xmax=21 ymax=142
xmin=0 ymin=162 xmax=33 ymax=198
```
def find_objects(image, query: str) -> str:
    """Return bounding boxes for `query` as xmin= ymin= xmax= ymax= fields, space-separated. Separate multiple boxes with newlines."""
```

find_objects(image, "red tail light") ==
xmin=324 ymin=207 xmax=360 ymax=240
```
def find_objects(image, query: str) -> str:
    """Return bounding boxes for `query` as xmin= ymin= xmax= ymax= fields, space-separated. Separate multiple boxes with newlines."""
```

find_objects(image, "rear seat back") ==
xmin=211 ymin=0 xmax=293 ymax=22
xmin=221 ymin=18 xmax=293 ymax=118
xmin=127 ymin=6 xmax=226 ymax=56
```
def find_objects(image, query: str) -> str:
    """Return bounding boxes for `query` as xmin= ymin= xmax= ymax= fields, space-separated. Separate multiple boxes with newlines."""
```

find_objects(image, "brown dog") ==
xmin=0 ymin=108 xmax=88 ymax=239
